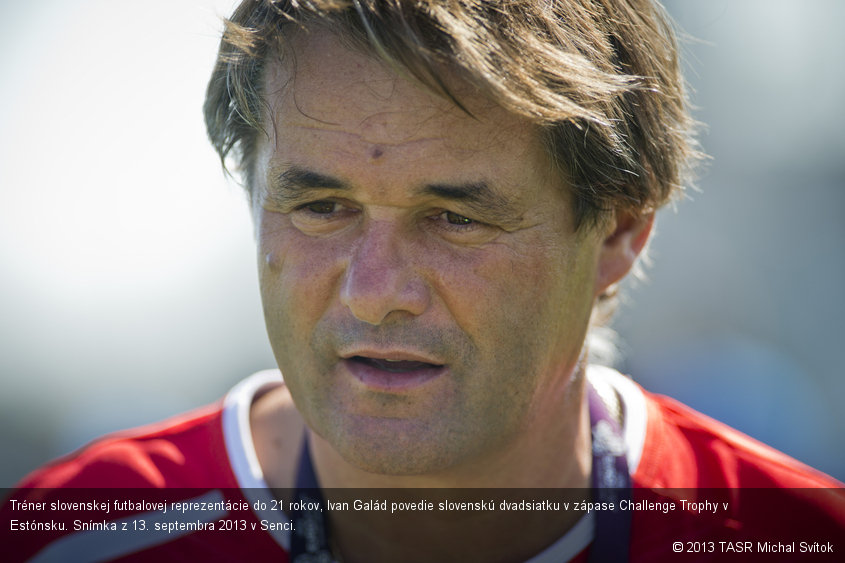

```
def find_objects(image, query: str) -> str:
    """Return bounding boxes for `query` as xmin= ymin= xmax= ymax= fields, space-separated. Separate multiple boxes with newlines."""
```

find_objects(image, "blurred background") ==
xmin=1 ymin=0 xmax=843 ymax=486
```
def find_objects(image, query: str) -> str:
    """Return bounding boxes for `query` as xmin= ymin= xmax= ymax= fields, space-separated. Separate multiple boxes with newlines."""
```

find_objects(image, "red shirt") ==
xmin=3 ymin=368 xmax=843 ymax=562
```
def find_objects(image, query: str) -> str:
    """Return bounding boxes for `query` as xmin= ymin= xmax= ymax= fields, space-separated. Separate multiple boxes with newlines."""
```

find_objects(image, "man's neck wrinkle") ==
xmin=301 ymin=373 xmax=592 ymax=563
xmin=307 ymin=372 xmax=591 ymax=489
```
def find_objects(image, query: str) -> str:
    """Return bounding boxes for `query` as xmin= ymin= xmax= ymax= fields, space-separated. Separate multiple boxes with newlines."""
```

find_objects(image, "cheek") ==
xmin=430 ymin=240 xmax=573 ymax=319
xmin=430 ymin=237 xmax=596 ymax=358
xmin=257 ymin=214 xmax=346 ymax=336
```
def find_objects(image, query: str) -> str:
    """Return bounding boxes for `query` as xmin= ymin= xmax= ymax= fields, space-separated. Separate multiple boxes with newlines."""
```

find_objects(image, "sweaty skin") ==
xmin=249 ymin=29 xmax=650 ymax=492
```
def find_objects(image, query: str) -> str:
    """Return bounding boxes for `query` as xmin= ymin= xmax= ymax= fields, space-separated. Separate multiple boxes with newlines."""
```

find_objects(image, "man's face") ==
xmin=253 ymin=30 xmax=606 ymax=475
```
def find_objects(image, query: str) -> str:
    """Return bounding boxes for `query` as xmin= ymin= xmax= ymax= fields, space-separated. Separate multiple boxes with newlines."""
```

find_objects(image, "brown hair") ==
xmin=204 ymin=0 xmax=700 ymax=229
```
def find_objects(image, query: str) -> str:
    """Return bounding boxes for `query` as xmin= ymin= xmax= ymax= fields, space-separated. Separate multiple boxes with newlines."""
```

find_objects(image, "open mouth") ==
xmin=349 ymin=356 xmax=443 ymax=373
xmin=343 ymin=355 xmax=446 ymax=390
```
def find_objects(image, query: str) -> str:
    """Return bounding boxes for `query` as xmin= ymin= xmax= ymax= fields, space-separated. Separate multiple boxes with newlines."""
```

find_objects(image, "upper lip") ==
xmin=339 ymin=348 xmax=445 ymax=366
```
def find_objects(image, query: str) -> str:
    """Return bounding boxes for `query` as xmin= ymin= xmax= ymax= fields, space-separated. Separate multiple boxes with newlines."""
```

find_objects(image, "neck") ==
xmin=309 ymin=373 xmax=591 ymax=489
xmin=307 ymin=365 xmax=592 ymax=563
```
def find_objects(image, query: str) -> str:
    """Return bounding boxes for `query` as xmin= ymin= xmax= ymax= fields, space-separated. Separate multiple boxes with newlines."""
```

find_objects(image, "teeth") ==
xmin=385 ymin=359 xmax=401 ymax=362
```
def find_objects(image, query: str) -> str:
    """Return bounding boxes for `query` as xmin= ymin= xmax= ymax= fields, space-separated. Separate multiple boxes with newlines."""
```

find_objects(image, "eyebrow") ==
xmin=277 ymin=167 xmax=347 ymax=191
xmin=418 ymin=182 xmax=518 ymax=224
xmin=263 ymin=166 xmax=348 ymax=206
xmin=268 ymin=166 xmax=520 ymax=223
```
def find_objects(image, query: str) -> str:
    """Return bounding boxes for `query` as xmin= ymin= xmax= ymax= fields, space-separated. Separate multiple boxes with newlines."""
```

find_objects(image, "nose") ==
xmin=340 ymin=221 xmax=430 ymax=325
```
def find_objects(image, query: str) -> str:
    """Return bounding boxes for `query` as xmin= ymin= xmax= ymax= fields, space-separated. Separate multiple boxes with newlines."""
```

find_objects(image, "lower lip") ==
xmin=342 ymin=358 xmax=446 ymax=391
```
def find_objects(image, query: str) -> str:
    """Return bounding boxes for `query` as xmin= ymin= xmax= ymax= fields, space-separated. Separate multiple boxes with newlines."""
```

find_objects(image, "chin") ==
xmin=326 ymin=414 xmax=467 ymax=477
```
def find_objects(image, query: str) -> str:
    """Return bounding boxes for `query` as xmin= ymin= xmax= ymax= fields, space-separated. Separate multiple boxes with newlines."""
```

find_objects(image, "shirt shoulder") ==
xmin=3 ymin=371 xmax=290 ymax=562
xmin=615 ymin=374 xmax=845 ymax=560
xmin=15 ymin=402 xmax=231 ymax=490
xmin=13 ymin=370 xmax=286 ymax=491
xmin=635 ymin=389 xmax=843 ymax=489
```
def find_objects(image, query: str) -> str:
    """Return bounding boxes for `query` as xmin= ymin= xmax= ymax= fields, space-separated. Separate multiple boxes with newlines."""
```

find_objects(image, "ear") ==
xmin=594 ymin=211 xmax=654 ymax=297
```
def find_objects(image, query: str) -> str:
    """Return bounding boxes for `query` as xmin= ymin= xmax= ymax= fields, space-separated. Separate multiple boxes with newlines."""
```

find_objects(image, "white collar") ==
xmin=222 ymin=366 xmax=649 ymax=558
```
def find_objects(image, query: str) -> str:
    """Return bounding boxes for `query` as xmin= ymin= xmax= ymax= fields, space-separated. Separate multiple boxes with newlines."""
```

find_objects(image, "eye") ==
xmin=429 ymin=210 xmax=499 ymax=244
xmin=289 ymin=199 xmax=358 ymax=235
xmin=434 ymin=210 xmax=478 ymax=230
xmin=444 ymin=211 xmax=474 ymax=226
xmin=302 ymin=201 xmax=338 ymax=214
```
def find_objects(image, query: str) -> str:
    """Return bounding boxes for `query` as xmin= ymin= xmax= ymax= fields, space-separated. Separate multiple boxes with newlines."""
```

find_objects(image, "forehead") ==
xmin=261 ymin=29 xmax=543 ymax=162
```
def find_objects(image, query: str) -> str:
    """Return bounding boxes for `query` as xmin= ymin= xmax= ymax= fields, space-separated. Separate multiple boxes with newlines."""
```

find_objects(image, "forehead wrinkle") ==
xmin=283 ymin=123 xmax=447 ymax=149
xmin=266 ymin=49 xmax=515 ymax=159
xmin=276 ymin=59 xmax=457 ymax=145
xmin=273 ymin=72 xmax=479 ymax=149
xmin=356 ymin=108 xmax=444 ymax=145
